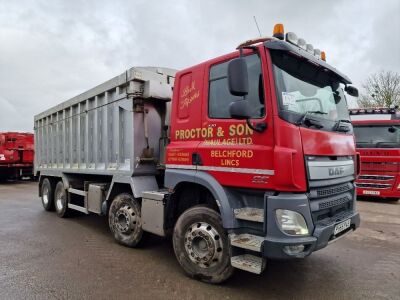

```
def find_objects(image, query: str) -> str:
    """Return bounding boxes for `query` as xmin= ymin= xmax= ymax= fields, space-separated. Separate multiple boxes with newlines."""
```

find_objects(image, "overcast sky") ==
xmin=0 ymin=0 xmax=399 ymax=132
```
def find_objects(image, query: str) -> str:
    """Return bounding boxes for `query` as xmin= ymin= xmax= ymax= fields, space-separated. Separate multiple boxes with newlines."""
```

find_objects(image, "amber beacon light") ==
xmin=273 ymin=23 xmax=284 ymax=40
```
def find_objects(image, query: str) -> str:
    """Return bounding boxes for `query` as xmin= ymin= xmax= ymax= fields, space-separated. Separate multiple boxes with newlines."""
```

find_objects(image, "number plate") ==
xmin=363 ymin=190 xmax=380 ymax=195
xmin=334 ymin=219 xmax=351 ymax=235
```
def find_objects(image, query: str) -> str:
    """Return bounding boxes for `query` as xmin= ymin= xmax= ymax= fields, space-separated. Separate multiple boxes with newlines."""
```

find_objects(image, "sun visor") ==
xmin=265 ymin=39 xmax=352 ymax=85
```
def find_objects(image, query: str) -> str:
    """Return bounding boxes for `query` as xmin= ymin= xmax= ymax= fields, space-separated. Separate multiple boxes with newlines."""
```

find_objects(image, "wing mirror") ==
xmin=228 ymin=58 xmax=249 ymax=96
xmin=345 ymin=85 xmax=359 ymax=97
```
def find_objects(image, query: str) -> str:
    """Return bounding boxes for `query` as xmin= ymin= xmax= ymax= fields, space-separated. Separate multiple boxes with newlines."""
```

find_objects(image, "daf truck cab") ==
xmin=165 ymin=24 xmax=360 ymax=281
xmin=350 ymin=108 xmax=400 ymax=200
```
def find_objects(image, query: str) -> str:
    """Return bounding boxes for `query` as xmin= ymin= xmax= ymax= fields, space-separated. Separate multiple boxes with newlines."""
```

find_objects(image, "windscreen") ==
xmin=354 ymin=125 xmax=400 ymax=148
xmin=271 ymin=50 xmax=350 ymax=128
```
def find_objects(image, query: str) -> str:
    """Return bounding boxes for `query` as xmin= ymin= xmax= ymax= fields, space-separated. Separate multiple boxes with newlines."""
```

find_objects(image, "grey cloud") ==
xmin=0 ymin=0 xmax=399 ymax=131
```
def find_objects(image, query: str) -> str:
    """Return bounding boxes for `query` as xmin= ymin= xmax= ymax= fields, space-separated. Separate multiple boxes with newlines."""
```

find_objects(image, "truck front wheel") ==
xmin=41 ymin=178 xmax=54 ymax=211
xmin=173 ymin=205 xmax=234 ymax=284
xmin=108 ymin=193 xmax=144 ymax=247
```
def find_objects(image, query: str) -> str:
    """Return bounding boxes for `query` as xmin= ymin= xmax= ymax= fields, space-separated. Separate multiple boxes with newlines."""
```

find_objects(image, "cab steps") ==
xmin=231 ymin=254 xmax=266 ymax=274
xmin=230 ymin=233 xmax=264 ymax=252
xmin=234 ymin=207 xmax=264 ymax=223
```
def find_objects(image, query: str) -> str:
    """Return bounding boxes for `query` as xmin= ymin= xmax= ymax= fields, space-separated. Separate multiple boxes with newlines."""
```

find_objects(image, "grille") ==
xmin=319 ymin=196 xmax=349 ymax=210
xmin=361 ymin=162 xmax=399 ymax=172
xmin=306 ymin=156 xmax=355 ymax=225
xmin=317 ymin=211 xmax=353 ymax=226
xmin=358 ymin=175 xmax=394 ymax=181
xmin=355 ymin=183 xmax=392 ymax=189
xmin=316 ymin=183 xmax=351 ymax=197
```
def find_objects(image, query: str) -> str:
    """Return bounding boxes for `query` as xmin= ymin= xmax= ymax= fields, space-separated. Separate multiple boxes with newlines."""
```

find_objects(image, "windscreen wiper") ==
xmin=297 ymin=111 xmax=327 ymax=128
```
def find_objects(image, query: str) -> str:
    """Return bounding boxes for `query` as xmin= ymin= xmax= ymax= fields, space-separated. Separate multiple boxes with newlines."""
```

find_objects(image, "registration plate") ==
xmin=334 ymin=219 xmax=351 ymax=235
xmin=363 ymin=190 xmax=380 ymax=195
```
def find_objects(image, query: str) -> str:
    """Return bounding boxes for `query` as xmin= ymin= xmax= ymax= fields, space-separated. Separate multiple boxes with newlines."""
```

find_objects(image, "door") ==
xmin=196 ymin=51 xmax=275 ymax=189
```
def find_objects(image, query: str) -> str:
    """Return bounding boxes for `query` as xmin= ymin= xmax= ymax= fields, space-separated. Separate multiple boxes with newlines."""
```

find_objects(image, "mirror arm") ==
xmin=246 ymin=119 xmax=267 ymax=133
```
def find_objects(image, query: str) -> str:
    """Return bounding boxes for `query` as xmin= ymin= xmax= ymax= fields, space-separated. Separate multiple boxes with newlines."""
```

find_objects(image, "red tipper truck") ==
xmin=34 ymin=24 xmax=360 ymax=283
xmin=350 ymin=108 xmax=400 ymax=201
xmin=0 ymin=132 xmax=34 ymax=180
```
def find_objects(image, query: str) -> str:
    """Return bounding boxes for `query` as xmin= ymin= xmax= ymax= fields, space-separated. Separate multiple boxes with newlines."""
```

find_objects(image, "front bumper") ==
xmin=261 ymin=192 xmax=360 ymax=259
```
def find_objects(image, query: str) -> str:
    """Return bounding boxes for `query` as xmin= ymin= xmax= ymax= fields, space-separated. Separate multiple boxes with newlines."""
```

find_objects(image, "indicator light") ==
xmin=321 ymin=51 xmax=326 ymax=61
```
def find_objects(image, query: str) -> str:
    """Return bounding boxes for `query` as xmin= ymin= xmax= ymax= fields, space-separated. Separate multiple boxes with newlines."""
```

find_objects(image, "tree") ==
xmin=357 ymin=71 xmax=400 ymax=108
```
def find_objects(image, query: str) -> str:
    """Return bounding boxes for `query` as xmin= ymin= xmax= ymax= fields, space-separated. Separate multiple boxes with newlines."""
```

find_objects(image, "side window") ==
xmin=177 ymin=72 xmax=193 ymax=119
xmin=208 ymin=54 xmax=265 ymax=119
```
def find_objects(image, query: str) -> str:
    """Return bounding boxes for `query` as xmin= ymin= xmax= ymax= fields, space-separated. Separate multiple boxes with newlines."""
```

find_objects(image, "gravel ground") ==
xmin=0 ymin=181 xmax=399 ymax=300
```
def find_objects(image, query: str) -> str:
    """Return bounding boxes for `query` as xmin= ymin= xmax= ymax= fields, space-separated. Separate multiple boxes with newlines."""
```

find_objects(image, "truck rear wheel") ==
xmin=41 ymin=178 xmax=54 ymax=211
xmin=54 ymin=181 xmax=70 ymax=218
xmin=173 ymin=205 xmax=234 ymax=284
xmin=108 ymin=193 xmax=144 ymax=247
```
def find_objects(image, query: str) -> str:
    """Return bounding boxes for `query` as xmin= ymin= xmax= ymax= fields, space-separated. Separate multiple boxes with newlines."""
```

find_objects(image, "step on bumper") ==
xmin=231 ymin=254 xmax=266 ymax=274
xmin=229 ymin=233 xmax=264 ymax=252
xmin=234 ymin=207 xmax=264 ymax=222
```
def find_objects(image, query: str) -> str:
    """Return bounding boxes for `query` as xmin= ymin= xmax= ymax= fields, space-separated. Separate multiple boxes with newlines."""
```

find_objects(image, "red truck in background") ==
xmin=350 ymin=108 xmax=400 ymax=201
xmin=0 ymin=132 xmax=34 ymax=180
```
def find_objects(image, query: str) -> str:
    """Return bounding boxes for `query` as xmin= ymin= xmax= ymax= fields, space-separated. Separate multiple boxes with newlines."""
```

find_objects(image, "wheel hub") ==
xmin=115 ymin=204 xmax=137 ymax=234
xmin=43 ymin=186 xmax=49 ymax=205
xmin=56 ymin=192 xmax=63 ymax=211
xmin=184 ymin=222 xmax=223 ymax=268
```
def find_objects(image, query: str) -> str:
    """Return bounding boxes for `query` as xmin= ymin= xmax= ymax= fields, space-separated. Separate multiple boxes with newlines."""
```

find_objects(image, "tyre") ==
xmin=173 ymin=205 xmax=234 ymax=284
xmin=41 ymin=178 xmax=54 ymax=211
xmin=54 ymin=181 xmax=70 ymax=218
xmin=108 ymin=193 xmax=144 ymax=247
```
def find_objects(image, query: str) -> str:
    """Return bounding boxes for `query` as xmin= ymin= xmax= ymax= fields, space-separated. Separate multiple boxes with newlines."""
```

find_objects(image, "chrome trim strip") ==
xmin=307 ymin=160 xmax=354 ymax=167
xmin=359 ymin=174 xmax=394 ymax=178
xmin=166 ymin=164 xmax=275 ymax=175
xmin=165 ymin=164 xmax=196 ymax=170
xmin=356 ymin=183 xmax=391 ymax=187
xmin=197 ymin=165 xmax=275 ymax=175
xmin=355 ymin=183 xmax=392 ymax=189
xmin=358 ymin=175 xmax=395 ymax=180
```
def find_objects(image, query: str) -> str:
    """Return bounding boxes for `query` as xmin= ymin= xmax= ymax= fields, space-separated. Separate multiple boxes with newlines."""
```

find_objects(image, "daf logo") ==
xmin=328 ymin=167 xmax=344 ymax=176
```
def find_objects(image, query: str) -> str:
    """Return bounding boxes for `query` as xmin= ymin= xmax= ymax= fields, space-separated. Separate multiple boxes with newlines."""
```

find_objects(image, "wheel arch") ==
xmin=106 ymin=183 xmax=133 ymax=202
xmin=165 ymin=169 xmax=237 ymax=228
xmin=106 ymin=176 xmax=159 ymax=201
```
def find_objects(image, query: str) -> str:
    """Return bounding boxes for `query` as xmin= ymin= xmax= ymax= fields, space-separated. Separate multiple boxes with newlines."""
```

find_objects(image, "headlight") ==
xmin=276 ymin=209 xmax=309 ymax=236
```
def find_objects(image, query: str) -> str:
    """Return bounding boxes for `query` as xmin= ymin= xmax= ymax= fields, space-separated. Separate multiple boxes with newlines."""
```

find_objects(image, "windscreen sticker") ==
xmin=282 ymin=92 xmax=296 ymax=106
xmin=0 ymin=154 xmax=5 ymax=161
